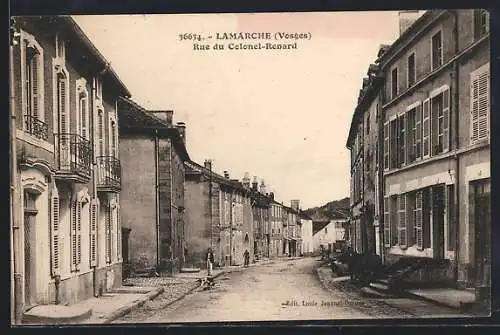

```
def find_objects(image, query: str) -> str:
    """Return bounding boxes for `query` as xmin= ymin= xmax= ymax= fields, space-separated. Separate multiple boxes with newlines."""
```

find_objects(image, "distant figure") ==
xmin=206 ymin=248 xmax=214 ymax=276
xmin=243 ymin=249 xmax=250 ymax=267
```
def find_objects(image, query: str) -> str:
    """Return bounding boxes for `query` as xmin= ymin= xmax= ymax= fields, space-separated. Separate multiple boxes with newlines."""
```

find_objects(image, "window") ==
xmin=474 ymin=9 xmax=490 ymax=39
xmin=325 ymin=228 xmax=328 ymax=234
xmin=431 ymin=87 xmax=450 ymax=155
xmin=390 ymin=195 xmax=398 ymax=246
xmin=415 ymin=103 xmax=423 ymax=159
xmin=398 ymin=115 xmax=406 ymax=166
xmin=431 ymin=31 xmax=443 ymax=70
xmin=95 ymin=76 xmax=103 ymax=98
xmin=76 ymin=79 xmax=89 ymax=140
xmin=407 ymin=52 xmax=416 ymax=87
xmin=470 ymin=63 xmax=490 ymax=144
xmin=391 ymin=67 xmax=398 ymax=99
xmin=447 ymin=185 xmax=455 ymax=251
xmin=422 ymin=99 xmax=431 ymax=158
xmin=22 ymin=32 xmax=46 ymax=140
xmin=97 ymin=109 xmax=104 ymax=157
xmin=415 ymin=188 xmax=432 ymax=250
xmin=55 ymin=34 xmax=65 ymax=59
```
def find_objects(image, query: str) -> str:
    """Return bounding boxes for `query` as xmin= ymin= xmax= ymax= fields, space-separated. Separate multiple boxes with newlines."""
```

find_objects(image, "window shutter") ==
xmin=398 ymin=194 xmax=407 ymax=248
xmin=77 ymin=201 xmax=82 ymax=267
xmin=383 ymin=196 xmax=391 ymax=247
xmin=422 ymin=99 xmax=430 ymax=158
xmin=31 ymin=53 xmax=39 ymax=119
xmin=415 ymin=191 xmax=423 ymax=250
xmin=106 ymin=205 xmax=112 ymax=264
xmin=50 ymin=190 xmax=60 ymax=276
xmin=415 ymin=103 xmax=422 ymax=159
xmin=477 ymin=69 xmax=490 ymax=141
xmin=98 ymin=111 xmax=104 ymax=157
xmin=384 ymin=123 xmax=389 ymax=170
xmin=59 ymin=76 xmax=68 ymax=133
xmin=71 ymin=201 xmax=78 ymax=271
xmin=401 ymin=114 xmax=407 ymax=166
xmin=406 ymin=111 xmax=412 ymax=163
xmin=442 ymin=88 xmax=450 ymax=152
xmin=471 ymin=72 xmax=479 ymax=143
xmin=90 ymin=200 xmax=98 ymax=267
xmin=81 ymin=97 xmax=88 ymax=139
xmin=117 ymin=205 xmax=122 ymax=261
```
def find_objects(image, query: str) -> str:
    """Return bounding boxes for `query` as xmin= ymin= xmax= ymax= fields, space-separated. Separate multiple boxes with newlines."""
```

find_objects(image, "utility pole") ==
xmin=10 ymin=17 xmax=22 ymax=325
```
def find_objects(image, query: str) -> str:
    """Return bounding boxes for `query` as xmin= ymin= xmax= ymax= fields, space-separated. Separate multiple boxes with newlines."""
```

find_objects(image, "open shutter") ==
xmin=422 ymin=98 xmax=430 ymax=158
xmin=50 ymin=190 xmax=60 ymax=276
xmin=477 ymin=68 xmax=490 ymax=141
xmin=117 ymin=205 xmax=122 ymax=261
xmin=71 ymin=201 xmax=78 ymax=271
xmin=415 ymin=103 xmax=422 ymax=159
xmin=77 ymin=202 xmax=82 ymax=267
xmin=398 ymin=194 xmax=407 ymax=248
xmin=384 ymin=122 xmax=389 ymax=170
xmin=401 ymin=113 xmax=407 ymax=166
xmin=415 ymin=191 xmax=423 ymax=250
xmin=442 ymin=88 xmax=450 ymax=152
xmin=31 ymin=53 xmax=40 ymax=120
xmin=406 ymin=110 xmax=413 ymax=163
xmin=90 ymin=200 xmax=98 ymax=267
xmin=383 ymin=196 xmax=391 ymax=247
xmin=471 ymin=71 xmax=479 ymax=143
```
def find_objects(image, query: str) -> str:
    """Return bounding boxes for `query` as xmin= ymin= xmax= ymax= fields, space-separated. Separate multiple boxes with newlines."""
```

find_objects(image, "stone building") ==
xmin=269 ymin=196 xmax=284 ymax=258
xmin=250 ymin=178 xmax=271 ymax=259
xmin=184 ymin=162 xmax=255 ymax=267
xmin=118 ymin=98 xmax=189 ymax=276
xmin=347 ymin=9 xmax=491 ymax=306
xmin=10 ymin=16 xmax=130 ymax=322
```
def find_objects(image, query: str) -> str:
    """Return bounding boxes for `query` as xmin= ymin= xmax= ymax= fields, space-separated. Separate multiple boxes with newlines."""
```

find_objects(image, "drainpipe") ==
xmin=452 ymin=10 xmax=460 ymax=286
xmin=10 ymin=20 xmax=22 ymax=324
xmin=154 ymin=130 xmax=160 ymax=268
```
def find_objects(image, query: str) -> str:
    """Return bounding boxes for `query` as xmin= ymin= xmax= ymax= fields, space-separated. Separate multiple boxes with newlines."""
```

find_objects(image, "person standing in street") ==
xmin=206 ymin=248 xmax=214 ymax=276
xmin=243 ymin=249 xmax=250 ymax=268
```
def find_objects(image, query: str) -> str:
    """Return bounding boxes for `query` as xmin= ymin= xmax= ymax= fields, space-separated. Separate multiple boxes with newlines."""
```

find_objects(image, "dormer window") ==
xmin=56 ymin=34 xmax=65 ymax=60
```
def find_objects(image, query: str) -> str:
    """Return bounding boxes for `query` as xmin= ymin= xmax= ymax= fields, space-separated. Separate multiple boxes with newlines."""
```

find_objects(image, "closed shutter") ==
xmin=117 ymin=205 xmax=121 ymax=261
xmin=98 ymin=110 xmax=104 ymax=157
xmin=59 ymin=75 xmax=68 ymax=133
xmin=50 ymin=190 xmax=60 ymax=276
xmin=106 ymin=205 xmax=112 ymax=264
xmin=90 ymin=200 xmax=98 ymax=267
xmin=415 ymin=103 xmax=422 ymax=159
xmin=422 ymin=98 xmax=430 ymax=158
xmin=442 ymin=88 xmax=450 ymax=152
xmin=415 ymin=191 xmax=423 ymax=250
xmin=77 ymin=201 xmax=82 ymax=266
xmin=470 ymin=65 xmax=490 ymax=143
xmin=383 ymin=196 xmax=391 ymax=247
xmin=398 ymin=194 xmax=407 ymax=248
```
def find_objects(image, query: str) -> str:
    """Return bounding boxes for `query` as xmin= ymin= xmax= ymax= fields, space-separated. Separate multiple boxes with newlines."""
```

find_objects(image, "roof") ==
xmin=312 ymin=221 xmax=330 ymax=235
xmin=118 ymin=97 xmax=190 ymax=161
xmin=184 ymin=160 xmax=249 ymax=191
xmin=55 ymin=16 xmax=132 ymax=97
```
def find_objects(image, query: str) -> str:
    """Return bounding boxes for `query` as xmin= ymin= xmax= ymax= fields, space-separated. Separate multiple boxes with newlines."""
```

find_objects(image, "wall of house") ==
xmin=119 ymin=136 xmax=157 ymax=268
xmin=242 ymin=195 xmax=254 ymax=262
xmin=184 ymin=177 xmax=211 ymax=268
xmin=301 ymin=220 xmax=313 ymax=254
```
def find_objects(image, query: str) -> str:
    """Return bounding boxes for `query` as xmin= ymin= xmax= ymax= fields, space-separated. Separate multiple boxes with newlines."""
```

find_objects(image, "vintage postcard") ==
xmin=9 ymin=10 xmax=491 ymax=325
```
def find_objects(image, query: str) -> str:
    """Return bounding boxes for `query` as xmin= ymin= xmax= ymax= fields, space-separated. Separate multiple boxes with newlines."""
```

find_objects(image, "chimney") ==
xmin=252 ymin=176 xmax=258 ymax=191
xmin=291 ymin=200 xmax=300 ymax=212
xmin=242 ymin=172 xmax=251 ymax=188
xmin=204 ymin=159 xmax=212 ymax=171
xmin=150 ymin=110 xmax=174 ymax=127
xmin=175 ymin=122 xmax=186 ymax=144
xmin=223 ymin=171 xmax=230 ymax=179
xmin=398 ymin=10 xmax=421 ymax=36
xmin=259 ymin=179 xmax=267 ymax=195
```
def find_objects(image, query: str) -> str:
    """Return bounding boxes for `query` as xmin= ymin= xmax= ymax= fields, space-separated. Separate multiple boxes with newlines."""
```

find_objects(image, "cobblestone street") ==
xmin=112 ymin=257 xmax=467 ymax=323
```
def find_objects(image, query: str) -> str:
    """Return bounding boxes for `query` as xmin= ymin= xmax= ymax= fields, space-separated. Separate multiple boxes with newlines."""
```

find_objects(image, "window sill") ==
xmin=384 ymin=141 xmax=489 ymax=176
xmin=16 ymin=129 xmax=54 ymax=153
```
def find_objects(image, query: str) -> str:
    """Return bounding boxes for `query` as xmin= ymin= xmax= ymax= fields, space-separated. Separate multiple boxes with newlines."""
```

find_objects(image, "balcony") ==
xmin=96 ymin=156 xmax=121 ymax=192
xmin=54 ymin=133 xmax=92 ymax=182
xmin=24 ymin=115 xmax=49 ymax=141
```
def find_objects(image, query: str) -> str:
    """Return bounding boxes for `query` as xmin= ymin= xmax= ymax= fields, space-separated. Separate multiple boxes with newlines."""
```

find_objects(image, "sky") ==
xmin=73 ymin=11 xmax=407 ymax=209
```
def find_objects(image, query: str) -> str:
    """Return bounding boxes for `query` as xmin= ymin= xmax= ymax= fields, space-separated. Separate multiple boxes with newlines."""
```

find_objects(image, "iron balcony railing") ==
xmin=55 ymin=133 xmax=92 ymax=177
xmin=96 ymin=156 xmax=121 ymax=189
xmin=24 ymin=115 xmax=49 ymax=141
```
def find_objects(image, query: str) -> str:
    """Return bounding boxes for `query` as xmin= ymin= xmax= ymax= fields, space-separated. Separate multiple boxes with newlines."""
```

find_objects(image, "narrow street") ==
xmin=114 ymin=257 xmax=464 ymax=323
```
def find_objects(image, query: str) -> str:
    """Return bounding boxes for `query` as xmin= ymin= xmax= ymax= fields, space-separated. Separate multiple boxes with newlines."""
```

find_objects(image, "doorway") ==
xmin=432 ymin=185 xmax=445 ymax=259
xmin=473 ymin=179 xmax=491 ymax=299
xmin=24 ymin=191 xmax=38 ymax=309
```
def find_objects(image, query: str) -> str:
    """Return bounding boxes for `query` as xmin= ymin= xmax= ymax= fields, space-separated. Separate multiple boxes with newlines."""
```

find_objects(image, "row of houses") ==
xmin=9 ymin=16 xmax=304 ymax=323
xmin=346 ymin=9 xmax=490 ymax=305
